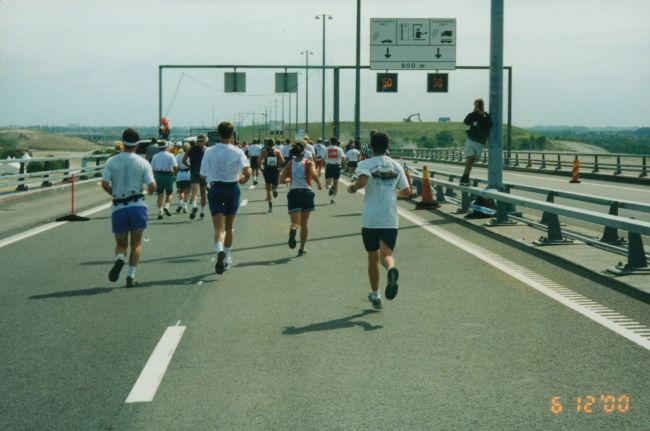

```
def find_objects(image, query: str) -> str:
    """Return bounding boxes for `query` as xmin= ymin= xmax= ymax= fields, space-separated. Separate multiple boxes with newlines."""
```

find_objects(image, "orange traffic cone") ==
xmin=415 ymin=165 xmax=440 ymax=209
xmin=570 ymin=157 xmax=581 ymax=183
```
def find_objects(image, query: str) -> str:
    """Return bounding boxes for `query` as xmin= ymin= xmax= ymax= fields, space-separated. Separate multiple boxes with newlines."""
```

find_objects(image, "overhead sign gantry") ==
xmin=370 ymin=18 xmax=457 ymax=70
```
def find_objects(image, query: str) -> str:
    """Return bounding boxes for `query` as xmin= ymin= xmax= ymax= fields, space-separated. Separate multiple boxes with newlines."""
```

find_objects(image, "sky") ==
xmin=1 ymin=0 xmax=649 ymax=129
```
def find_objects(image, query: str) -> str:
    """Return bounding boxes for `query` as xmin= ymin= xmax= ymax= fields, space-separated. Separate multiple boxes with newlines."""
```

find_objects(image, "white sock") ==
xmin=192 ymin=201 xmax=197 ymax=208
xmin=371 ymin=290 xmax=380 ymax=298
xmin=201 ymin=205 xmax=206 ymax=214
xmin=224 ymin=247 xmax=231 ymax=260
xmin=159 ymin=207 xmax=163 ymax=214
xmin=164 ymin=203 xmax=170 ymax=209
xmin=215 ymin=242 xmax=224 ymax=253
xmin=115 ymin=253 xmax=125 ymax=261
xmin=127 ymin=266 xmax=136 ymax=278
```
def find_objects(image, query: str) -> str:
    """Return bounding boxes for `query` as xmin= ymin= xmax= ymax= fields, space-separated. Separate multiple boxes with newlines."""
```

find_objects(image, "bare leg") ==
xmin=212 ymin=213 xmax=224 ymax=244
xmin=128 ymin=229 xmax=145 ymax=267
xmin=367 ymin=250 xmax=380 ymax=292
xmin=463 ymin=155 xmax=476 ymax=177
xmin=200 ymin=185 xmax=207 ymax=208
xmin=289 ymin=211 xmax=301 ymax=230
xmin=114 ymin=233 xmax=128 ymax=257
xmin=299 ymin=211 xmax=311 ymax=251
xmin=224 ymin=215 xmax=236 ymax=248
xmin=379 ymin=240 xmax=395 ymax=270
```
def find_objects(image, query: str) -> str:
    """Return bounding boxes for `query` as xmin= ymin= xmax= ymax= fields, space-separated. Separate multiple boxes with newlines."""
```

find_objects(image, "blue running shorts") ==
xmin=112 ymin=206 xmax=148 ymax=234
xmin=208 ymin=182 xmax=241 ymax=216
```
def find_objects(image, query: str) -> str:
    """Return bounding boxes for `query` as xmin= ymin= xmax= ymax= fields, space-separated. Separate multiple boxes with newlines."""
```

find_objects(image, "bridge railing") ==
xmin=0 ymin=154 xmax=109 ymax=193
xmin=406 ymin=166 xmax=650 ymax=275
xmin=392 ymin=149 xmax=649 ymax=178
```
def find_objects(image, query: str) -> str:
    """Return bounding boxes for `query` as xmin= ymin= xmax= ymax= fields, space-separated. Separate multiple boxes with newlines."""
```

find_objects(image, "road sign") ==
xmin=224 ymin=72 xmax=246 ymax=92
xmin=274 ymin=72 xmax=298 ymax=93
xmin=370 ymin=18 xmax=456 ymax=70
xmin=427 ymin=73 xmax=449 ymax=92
xmin=376 ymin=73 xmax=398 ymax=92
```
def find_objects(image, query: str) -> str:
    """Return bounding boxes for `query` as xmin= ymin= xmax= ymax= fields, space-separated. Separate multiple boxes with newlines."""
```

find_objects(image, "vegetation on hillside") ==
xmin=527 ymin=126 xmax=650 ymax=154
xmin=0 ymin=129 xmax=102 ymax=158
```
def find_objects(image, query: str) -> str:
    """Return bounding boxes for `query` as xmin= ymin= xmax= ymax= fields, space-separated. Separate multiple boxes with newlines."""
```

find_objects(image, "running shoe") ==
xmin=288 ymin=229 xmax=297 ymax=249
xmin=385 ymin=267 xmax=399 ymax=300
xmin=126 ymin=276 xmax=137 ymax=288
xmin=190 ymin=207 xmax=198 ymax=219
xmin=176 ymin=205 xmax=183 ymax=213
xmin=267 ymin=206 xmax=273 ymax=213
xmin=182 ymin=207 xmax=188 ymax=213
xmin=200 ymin=212 xmax=205 ymax=220
xmin=164 ymin=207 xmax=172 ymax=217
xmin=330 ymin=197 xmax=336 ymax=204
xmin=215 ymin=251 xmax=226 ymax=274
xmin=108 ymin=258 xmax=124 ymax=282
xmin=368 ymin=292 xmax=383 ymax=309
xmin=157 ymin=214 xmax=163 ymax=220
xmin=297 ymin=249 xmax=306 ymax=256
xmin=224 ymin=256 xmax=232 ymax=271
xmin=459 ymin=176 xmax=471 ymax=186
xmin=253 ymin=180 xmax=258 ymax=185
xmin=273 ymin=189 xmax=278 ymax=198
xmin=328 ymin=187 xmax=334 ymax=196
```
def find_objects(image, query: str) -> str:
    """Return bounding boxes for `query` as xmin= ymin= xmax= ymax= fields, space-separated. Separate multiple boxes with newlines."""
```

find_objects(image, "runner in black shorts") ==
xmin=279 ymin=142 xmax=323 ymax=256
xmin=183 ymin=134 xmax=208 ymax=219
xmin=259 ymin=139 xmax=285 ymax=213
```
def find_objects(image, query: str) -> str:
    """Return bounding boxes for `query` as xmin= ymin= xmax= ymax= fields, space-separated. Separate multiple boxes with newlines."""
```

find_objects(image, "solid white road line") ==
xmin=0 ymin=202 xmax=111 ymax=249
xmin=125 ymin=325 xmax=186 ymax=403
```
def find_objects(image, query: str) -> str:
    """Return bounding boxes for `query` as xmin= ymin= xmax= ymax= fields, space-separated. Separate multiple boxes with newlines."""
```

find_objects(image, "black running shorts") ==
xmin=287 ymin=189 xmax=315 ymax=213
xmin=325 ymin=164 xmax=341 ymax=179
xmin=263 ymin=169 xmax=279 ymax=185
xmin=361 ymin=228 xmax=398 ymax=252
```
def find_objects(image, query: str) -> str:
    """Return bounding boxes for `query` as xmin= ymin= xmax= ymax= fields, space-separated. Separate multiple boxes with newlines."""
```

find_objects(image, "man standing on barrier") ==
xmin=101 ymin=128 xmax=156 ymax=287
xmin=347 ymin=132 xmax=411 ymax=309
xmin=200 ymin=121 xmax=252 ymax=274
xmin=460 ymin=98 xmax=492 ymax=186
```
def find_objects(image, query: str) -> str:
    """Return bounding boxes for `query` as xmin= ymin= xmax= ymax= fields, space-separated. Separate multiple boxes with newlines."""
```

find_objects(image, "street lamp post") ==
xmin=300 ymin=50 xmax=313 ymax=134
xmin=315 ymin=14 xmax=332 ymax=143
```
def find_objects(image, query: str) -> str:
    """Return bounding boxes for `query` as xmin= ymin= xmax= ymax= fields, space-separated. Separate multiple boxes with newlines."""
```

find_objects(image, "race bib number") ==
xmin=267 ymin=156 xmax=277 ymax=167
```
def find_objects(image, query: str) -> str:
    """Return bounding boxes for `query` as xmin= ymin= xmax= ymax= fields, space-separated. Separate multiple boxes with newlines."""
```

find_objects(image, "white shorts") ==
xmin=463 ymin=138 xmax=484 ymax=159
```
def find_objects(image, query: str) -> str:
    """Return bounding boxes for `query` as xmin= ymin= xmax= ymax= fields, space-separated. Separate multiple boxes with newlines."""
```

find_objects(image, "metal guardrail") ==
xmin=393 ymin=148 xmax=650 ymax=178
xmin=0 ymin=154 xmax=109 ymax=193
xmin=406 ymin=166 xmax=650 ymax=276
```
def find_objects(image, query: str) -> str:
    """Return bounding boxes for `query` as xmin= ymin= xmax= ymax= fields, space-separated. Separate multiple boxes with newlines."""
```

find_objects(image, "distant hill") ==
xmin=0 ymin=129 xmax=103 ymax=157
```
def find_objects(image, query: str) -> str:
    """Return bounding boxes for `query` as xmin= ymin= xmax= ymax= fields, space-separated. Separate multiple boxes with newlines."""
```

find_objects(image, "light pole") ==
xmin=315 ymin=13 xmax=332 ymax=143
xmin=300 ymin=50 xmax=313 ymax=134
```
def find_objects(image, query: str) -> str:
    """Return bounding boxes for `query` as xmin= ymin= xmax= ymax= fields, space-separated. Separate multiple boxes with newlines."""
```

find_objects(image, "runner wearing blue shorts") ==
xmin=101 ymin=128 xmax=156 ymax=287
xmin=200 ymin=121 xmax=252 ymax=274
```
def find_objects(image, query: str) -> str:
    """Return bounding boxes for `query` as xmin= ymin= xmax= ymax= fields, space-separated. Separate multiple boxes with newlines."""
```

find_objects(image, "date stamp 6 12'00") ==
xmin=550 ymin=394 xmax=631 ymax=415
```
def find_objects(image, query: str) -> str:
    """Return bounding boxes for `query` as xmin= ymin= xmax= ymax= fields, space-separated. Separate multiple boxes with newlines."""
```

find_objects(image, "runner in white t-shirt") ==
xmin=174 ymin=143 xmax=191 ymax=213
xmin=248 ymin=140 xmax=263 ymax=185
xmin=345 ymin=144 xmax=361 ymax=180
xmin=313 ymin=139 xmax=326 ymax=178
xmin=347 ymin=132 xmax=411 ymax=309
xmin=324 ymin=137 xmax=346 ymax=204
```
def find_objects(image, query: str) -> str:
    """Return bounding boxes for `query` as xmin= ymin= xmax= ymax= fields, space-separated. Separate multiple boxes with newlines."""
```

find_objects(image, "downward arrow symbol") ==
xmin=385 ymin=48 xmax=391 ymax=59
xmin=435 ymin=48 xmax=442 ymax=59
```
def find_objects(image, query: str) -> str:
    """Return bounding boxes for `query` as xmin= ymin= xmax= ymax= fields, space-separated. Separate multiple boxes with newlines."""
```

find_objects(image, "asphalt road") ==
xmin=1 ymin=178 xmax=649 ymax=430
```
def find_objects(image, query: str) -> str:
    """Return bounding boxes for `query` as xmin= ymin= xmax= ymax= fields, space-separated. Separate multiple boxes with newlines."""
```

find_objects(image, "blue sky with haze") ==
xmin=1 ymin=0 xmax=648 ymax=128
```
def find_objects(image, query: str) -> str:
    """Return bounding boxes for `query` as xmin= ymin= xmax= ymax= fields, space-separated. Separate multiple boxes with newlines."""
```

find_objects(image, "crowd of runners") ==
xmin=101 ymin=123 xmax=411 ymax=309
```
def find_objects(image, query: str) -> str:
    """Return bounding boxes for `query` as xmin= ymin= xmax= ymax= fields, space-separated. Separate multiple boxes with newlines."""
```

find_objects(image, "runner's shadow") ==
xmin=237 ymin=212 xmax=271 ymax=216
xmin=332 ymin=213 xmax=362 ymax=218
xmin=134 ymin=272 xmax=216 ymax=288
xmin=235 ymin=257 xmax=293 ymax=268
xmin=29 ymin=287 xmax=113 ymax=299
xmin=282 ymin=309 xmax=382 ymax=334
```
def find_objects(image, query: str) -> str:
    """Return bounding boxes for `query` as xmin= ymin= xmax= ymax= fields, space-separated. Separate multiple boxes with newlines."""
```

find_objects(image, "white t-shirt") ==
xmin=356 ymin=155 xmax=409 ymax=229
xmin=314 ymin=143 xmax=326 ymax=160
xmin=325 ymin=146 xmax=345 ymax=165
xmin=248 ymin=144 xmax=263 ymax=157
xmin=102 ymin=152 xmax=155 ymax=211
xmin=200 ymin=143 xmax=249 ymax=182
xmin=281 ymin=144 xmax=292 ymax=159
xmin=346 ymin=148 xmax=361 ymax=162
xmin=151 ymin=151 xmax=178 ymax=172
xmin=305 ymin=143 xmax=316 ymax=160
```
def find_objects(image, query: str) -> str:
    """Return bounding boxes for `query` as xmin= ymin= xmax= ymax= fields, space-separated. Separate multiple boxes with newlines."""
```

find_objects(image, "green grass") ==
xmin=0 ymin=129 xmax=103 ymax=157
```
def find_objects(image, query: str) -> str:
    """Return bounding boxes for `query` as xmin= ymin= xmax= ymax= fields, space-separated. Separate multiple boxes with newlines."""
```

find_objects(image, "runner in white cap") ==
xmin=248 ymin=139 xmax=263 ymax=185
xmin=102 ymin=128 xmax=156 ymax=287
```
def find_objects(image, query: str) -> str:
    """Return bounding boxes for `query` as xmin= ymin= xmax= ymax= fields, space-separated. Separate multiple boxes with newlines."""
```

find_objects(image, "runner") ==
xmin=281 ymin=138 xmax=293 ymax=166
xmin=345 ymin=142 xmax=361 ymax=180
xmin=200 ymin=121 xmax=252 ymax=274
xmin=324 ymin=137 xmax=346 ymax=204
xmin=279 ymin=142 xmax=323 ymax=256
xmin=346 ymin=132 xmax=411 ymax=309
xmin=313 ymin=138 xmax=326 ymax=177
xmin=175 ymin=143 xmax=192 ymax=213
xmin=150 ymin=140 xmax=178 ymax=219
xmin=248 ymin=139 xmax=263 ymax=185
xmin=183 ymin=134 xmax=208 ymax=219
xmin=259 ymin=138 xmax=285 ymax=213
xmin=101 ymin=128 xmax=156 ymax=288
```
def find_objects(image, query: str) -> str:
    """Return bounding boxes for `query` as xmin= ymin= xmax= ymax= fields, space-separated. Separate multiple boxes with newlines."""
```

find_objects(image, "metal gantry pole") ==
xmin=320 ymin=14 xmax=327 ymax=142
xmin=488 ymin=0 xmax=504 ymax=190
xmin=158 ymin=66 xmax=163 ymax=125
xmin=354 ymin=0 xmax=361 ymax=144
